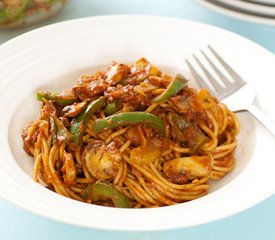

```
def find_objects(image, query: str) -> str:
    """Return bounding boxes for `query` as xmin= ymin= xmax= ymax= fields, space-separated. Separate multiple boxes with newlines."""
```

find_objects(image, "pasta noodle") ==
xmin=22 ymin=58 xmax=239 ymax=208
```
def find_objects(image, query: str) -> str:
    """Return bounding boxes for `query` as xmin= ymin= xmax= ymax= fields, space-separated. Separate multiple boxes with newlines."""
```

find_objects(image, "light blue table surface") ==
xmin=1 ymin=1 xmax=275 ymax=239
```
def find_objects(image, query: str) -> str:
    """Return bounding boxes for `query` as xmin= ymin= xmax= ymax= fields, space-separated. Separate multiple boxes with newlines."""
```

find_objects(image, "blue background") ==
xmin=1 ymin=0 xmax=275 ymax=239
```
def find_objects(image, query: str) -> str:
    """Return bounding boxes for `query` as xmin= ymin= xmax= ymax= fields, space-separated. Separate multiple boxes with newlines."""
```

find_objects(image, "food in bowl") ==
xmin=0 ymin=0 xmax=67 ymax=28
xmin=22 ymin=58 xmax=239 ymax=208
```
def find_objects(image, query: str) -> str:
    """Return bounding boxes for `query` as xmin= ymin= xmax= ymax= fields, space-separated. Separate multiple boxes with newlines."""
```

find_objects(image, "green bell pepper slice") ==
xmin=153 ymin=74 xmax=188 ymax=103
xmin=70 ymin=97 xmax=107 ymax=145
xmin=36 ymin=91 xmax=78 ymax=105
xmin=168 ymin=112 xmax=208 ymax=152
xmin=92 ymin=112 xmax=165 ymax=135
xmin=105 ymin=100 xmax=122 ymax=116
xmin=81 ymin=182 xmax=132 ymax=208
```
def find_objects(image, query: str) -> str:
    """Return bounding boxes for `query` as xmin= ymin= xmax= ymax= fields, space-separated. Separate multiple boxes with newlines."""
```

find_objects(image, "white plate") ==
xmin=0 ymin=15 xmax=275 ymax=231
xmin=215 ymin=0 xmax=275 ymax=15
xmin=244 ymin=0 xmax=275 ymax=5
xmin=197 ymin=0 xmax=275 ymax=25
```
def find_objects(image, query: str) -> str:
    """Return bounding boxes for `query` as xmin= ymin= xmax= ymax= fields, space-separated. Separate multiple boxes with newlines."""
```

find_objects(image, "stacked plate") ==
xmin=197 ymin=0 xmax=275 ymax=25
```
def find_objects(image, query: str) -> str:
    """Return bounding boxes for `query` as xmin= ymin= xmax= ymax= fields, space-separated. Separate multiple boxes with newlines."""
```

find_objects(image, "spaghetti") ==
xmin=22 ymin=58 xmax=239 ymax=208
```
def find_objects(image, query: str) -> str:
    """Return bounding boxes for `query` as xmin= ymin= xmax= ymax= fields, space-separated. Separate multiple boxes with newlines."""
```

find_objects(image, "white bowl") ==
xmin=0 ymin=15 xmax=275 ymax=231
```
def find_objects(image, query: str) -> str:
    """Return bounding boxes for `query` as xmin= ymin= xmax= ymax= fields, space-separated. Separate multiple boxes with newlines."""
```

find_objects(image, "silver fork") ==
xmin=186 ymin=45 xmax=275 ymax=137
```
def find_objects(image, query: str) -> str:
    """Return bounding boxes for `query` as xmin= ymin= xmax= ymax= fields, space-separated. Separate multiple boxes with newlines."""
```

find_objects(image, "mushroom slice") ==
xmin=163 ymin=156 xmax=212 ymax=184
xmin=83 ymin=140 xmax=121 ymax=180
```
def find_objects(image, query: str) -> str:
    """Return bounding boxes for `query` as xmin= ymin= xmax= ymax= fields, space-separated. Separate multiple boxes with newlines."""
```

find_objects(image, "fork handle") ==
xmin=247 ymin=104 xmax=275 ymax=137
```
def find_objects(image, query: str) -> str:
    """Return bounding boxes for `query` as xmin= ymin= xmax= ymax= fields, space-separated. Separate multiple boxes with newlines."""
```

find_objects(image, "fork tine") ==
xmin=192 ymin=54 xmax=224 ymax=92
xmin=200 ymin=49 xmax=232 ymax=87
xmin=185 ymin=59 xmax=211 ymax=91
xmin=208 ymin=45 xmax=244 ymax=85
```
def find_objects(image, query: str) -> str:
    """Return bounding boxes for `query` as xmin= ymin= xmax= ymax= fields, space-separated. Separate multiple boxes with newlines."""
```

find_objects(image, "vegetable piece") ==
xmin=81 ymin=182 xmax=132 ymax=208
xmin=70 ymin=97 xmax=107 ymax=145
xmin=82 ymin=140 xmax=121 ymax=181
xmin=187 ymin=89 xmax=217 ymax=111
xmin=105 ymin=100 xmax=122 ymax=116
xmin=53 ymin=116 xmax=72 ymax=143
xmin=134 ymin=82 xmax=156 ymax=94
xmin=130 ymin=138 xmax=161 ymax=165
xmin=129 ymin=58 xmax=152 ymax=83
xmin=0 ymin=10 xmax=8 ymax=23
xmin=167 ymin=112 xmax=185 ymax=143
xmin=92 ymin=112 xmax=165 ymax=135
xmin=167 ymin=112 xmax=208 ymax=152
xmin=78 ymin=97 xmax=107 ymax=124
xmin=153 ymin=74 xmax=188 ymax=103
xmin=35 ymin=0 xmax=52 ymax=3
xmin=44 ymin=101 xmax=71 ymax=143
xmin=150 ymin=65 xmax=161 ymax=76
xmin=4 ymin=0 xmax=30 ymax=21
xmin=69 ymin=122 xmax=81 ymax=145
xmin=36 ymin=91 xmax=78 ymax=105
xmin=163 ymin=156 xmax=212 ymax=183
xmin=170 ymin=89 xmax=217 ymax=113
